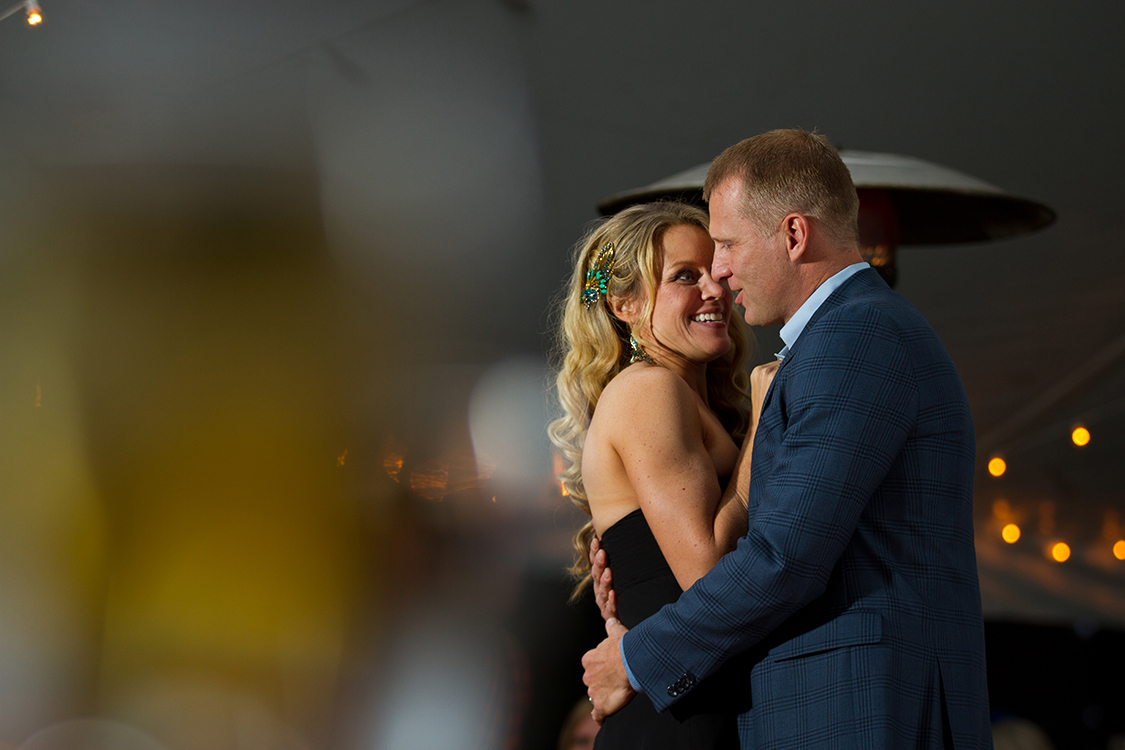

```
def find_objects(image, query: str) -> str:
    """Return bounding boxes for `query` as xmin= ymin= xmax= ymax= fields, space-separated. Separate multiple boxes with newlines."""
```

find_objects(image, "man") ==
xmin=582 ymin=129 xmax=991 ymax=748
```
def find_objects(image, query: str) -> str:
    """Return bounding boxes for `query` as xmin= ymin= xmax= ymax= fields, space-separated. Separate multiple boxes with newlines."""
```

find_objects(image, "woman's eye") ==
xmin=674 ymin=271 xmax=696 ymax=282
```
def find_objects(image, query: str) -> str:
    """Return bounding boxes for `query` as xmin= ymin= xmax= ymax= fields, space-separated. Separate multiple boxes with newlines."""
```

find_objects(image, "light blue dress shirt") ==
xmin=620 ymin=261 xmax=871 ymax=692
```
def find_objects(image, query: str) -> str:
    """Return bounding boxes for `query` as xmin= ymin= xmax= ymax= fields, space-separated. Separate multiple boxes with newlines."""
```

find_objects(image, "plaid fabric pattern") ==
xmin=623 ymin=269 xmax=991 ymax=749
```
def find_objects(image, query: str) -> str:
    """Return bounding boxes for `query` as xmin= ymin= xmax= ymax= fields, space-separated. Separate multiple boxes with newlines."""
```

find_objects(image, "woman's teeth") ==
xmin=692 ymin=313 xmax=722 ymax=322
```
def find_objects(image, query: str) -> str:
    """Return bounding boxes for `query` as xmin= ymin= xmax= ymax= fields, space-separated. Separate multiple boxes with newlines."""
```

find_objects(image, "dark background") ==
xmin=0 ymin=2 xmax=1122 ymax=749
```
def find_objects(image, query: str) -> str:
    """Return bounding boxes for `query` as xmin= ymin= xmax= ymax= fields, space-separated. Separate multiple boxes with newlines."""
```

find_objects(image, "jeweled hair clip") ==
xmin=581 ymin=243 xmax=615 ymax=309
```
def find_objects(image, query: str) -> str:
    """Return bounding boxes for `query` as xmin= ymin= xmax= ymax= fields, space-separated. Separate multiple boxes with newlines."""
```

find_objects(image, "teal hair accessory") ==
xmin=581 ymin=243 xmax=615 ymax=309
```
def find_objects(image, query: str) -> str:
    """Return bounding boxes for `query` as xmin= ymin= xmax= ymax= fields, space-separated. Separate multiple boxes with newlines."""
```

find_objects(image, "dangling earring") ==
xmin=629 ymin=334 xmax=652 ymax=364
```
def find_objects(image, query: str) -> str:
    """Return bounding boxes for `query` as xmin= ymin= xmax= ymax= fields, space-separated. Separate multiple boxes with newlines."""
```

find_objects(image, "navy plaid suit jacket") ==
xmin=623 ymin=269 xmax=992 ymax=749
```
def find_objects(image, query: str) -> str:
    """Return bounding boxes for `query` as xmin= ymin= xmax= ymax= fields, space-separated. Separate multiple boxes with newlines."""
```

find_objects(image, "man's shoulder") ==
xmin=817 ymin=269 xmax=931 ymax=335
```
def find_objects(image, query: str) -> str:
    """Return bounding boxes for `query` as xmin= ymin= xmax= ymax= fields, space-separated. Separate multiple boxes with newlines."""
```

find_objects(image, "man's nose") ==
xmin=700 ymin=272 xmax=725 ymax=299
xmin=711 ymin=249 xmax=731 ymax=282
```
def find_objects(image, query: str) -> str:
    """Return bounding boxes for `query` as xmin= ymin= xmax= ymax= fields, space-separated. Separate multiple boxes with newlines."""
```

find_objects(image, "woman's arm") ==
xmin=590 ymin=361 xmax=779 ymax=603
xmin=601 ymin=367 xmax=741 ymax=590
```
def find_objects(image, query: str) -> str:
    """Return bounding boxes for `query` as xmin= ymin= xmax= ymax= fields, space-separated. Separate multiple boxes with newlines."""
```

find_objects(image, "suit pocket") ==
xmin=767 ymin=610 xmax=883 ymax=662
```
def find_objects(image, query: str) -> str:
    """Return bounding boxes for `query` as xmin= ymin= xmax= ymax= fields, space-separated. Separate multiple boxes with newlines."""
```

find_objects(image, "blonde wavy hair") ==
xmin=547 ymin=201 xmax=752 ymax=600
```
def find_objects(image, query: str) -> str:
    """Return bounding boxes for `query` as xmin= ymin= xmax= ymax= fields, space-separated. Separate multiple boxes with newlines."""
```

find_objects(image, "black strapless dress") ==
xmin=592 ymin=508 xmax=740 ymax=750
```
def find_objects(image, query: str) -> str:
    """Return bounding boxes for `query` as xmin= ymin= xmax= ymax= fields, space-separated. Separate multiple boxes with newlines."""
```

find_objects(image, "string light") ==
xmin=1001 ymin=524 xmax=1021 ymax=543
xmin=1071 ymin=426 xmax=1090 ymax=447
xmin=1050 ymin=542 xmax=1070 ymax=563
xmin=0 ymin=0 xmax=43 ymax=25
xmin=1114 ymin=540 xmax=1125 ymax=561
xmin=987 ymin=457 xmax=1006 ymax=477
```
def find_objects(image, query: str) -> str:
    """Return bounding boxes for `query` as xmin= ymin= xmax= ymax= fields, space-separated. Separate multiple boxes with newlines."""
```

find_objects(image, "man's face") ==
xmin=709 ymin=177 xmax=793 ymax=327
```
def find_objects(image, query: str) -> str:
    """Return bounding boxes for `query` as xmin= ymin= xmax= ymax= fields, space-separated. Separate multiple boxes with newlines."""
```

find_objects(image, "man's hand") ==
xmin=581 ymin=617 xmax=635 ymax=724
xmin=590 ymin=536 xmax=617 ymax=622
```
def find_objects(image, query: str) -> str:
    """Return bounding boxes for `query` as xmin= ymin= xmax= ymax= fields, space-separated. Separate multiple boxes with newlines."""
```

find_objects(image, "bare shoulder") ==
xmin=597 ymin=364 xmax=696 ymax=418
xmin=592 ymin=365 xmax=702 ymax=452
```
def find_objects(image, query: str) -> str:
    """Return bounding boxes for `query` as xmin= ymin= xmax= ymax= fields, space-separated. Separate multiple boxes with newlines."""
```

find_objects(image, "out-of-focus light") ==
xmin=0 ymin=0 xmax=43 ymax=26
xmin=337 ymin=449 xmax=347 ymax=467
xmin=384 ymin=448 xmax=405 ymax=482
xmin=1001 ymin=524 xmax=1021 ymax=544
xmin=1050 ymin=542 xmax=1071 ymax=562
xmin=1114 ymin=540 xmax=1125 ymax=560
xmin=992 ymin=499 xmax=1010 ymax=519
xmin=1071 ymin=426 xmax=1090 ymax=447
xmin=409 ymin=460 xmax=449 ymax=501
xmin=553 ymin=452 xmax=568 ymax=496
xmin=988 ymin=457 xmax=1006 ymax=477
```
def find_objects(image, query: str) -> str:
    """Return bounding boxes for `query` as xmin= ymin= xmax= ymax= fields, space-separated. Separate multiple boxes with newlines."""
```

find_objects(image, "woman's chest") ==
xmin=699 ymin=406 xmax=739 ymax=477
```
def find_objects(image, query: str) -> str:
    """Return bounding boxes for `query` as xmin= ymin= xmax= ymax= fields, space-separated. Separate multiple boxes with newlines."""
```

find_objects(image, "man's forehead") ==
xmin=708 ymin=188 xmax=739 ymax=237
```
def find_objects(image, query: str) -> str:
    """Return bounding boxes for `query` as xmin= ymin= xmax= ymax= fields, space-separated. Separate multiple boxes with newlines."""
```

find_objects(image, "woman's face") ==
xmin=642 ymin=223 xmax=733 ymax=366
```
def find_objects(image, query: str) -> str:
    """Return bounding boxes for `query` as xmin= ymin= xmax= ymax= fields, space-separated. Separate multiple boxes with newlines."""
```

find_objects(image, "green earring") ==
xmin=629 ymin=335 xmax=652 ymax=364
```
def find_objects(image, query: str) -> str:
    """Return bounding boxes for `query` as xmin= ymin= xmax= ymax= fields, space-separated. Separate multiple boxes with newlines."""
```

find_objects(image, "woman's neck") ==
xmin=645 ymin=350 xmax=709 ymax=406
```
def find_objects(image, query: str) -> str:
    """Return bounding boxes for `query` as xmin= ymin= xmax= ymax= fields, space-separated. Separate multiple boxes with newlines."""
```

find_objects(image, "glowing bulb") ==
xmin=25 ymin=1 xmax=41 ymax=24
xmin=1001 ymin=524 xmax=1021 ymax=543
xmin=1071 ymin=426 xmax=1090 ymax=447
xmin=1050 ymin=542 xmax=1070 ymax=562
xmin=988 ymin=457 xmax=1006 ymax=477
xmin=1114 ymin=540 xmax=1125 ymax=561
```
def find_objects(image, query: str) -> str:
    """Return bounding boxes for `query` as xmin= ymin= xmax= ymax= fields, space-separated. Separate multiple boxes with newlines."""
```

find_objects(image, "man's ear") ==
xmin=782 ymin=213 xmax=811 ymax=261
xmin=607 ymin=296 xmax=638 ymax=325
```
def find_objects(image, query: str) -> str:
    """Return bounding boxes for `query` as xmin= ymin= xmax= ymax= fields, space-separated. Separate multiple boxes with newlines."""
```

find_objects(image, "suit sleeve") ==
xmin=623 ymin=304 xmax=920 ymax=712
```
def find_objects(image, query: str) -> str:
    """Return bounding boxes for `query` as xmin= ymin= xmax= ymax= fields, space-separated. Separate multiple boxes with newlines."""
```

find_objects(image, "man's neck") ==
xmin=778 ymin=260 xmax=869 ymax=351
xmin=783 ymin=248 xmax=864 ymax=324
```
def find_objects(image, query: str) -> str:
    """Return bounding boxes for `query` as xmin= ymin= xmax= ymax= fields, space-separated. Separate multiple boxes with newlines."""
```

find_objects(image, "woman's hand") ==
xmin=590 ymin=536 xmax=618 ymax=622
xmin=728 ymin=360 xmax=780 ymax=508
xmin=750 ymin=360 xmax=780 ymax=428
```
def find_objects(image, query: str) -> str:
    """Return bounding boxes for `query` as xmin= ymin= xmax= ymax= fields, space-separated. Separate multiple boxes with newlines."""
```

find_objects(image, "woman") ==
xmin=549 ymin=202 xmax=774 ymax=749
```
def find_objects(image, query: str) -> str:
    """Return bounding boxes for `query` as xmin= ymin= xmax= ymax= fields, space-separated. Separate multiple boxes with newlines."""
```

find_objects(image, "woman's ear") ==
xmin=607 ymin=295 xmax=638 ymax=325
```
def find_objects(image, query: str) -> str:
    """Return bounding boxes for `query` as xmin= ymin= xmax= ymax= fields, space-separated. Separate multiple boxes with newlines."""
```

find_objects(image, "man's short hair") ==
xmin=703 ymin=129 xmax=860 ymax=248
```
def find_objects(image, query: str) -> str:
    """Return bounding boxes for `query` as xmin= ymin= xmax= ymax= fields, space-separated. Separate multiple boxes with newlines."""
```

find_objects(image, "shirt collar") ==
xmin=777 ymin=262 xmax=869 ymax=357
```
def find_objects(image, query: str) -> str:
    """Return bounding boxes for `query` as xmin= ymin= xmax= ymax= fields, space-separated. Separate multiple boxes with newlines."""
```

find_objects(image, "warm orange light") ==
xmin=1001 ymin=524 xmax=1021 ymax=544
xmin=1114 ymin=540 xmax=1125 ymax=561
xmin=27 ymin=10 xmax=40 ymax=24
xmin=1071 ymin=426 xmax=1090 ymax=447
xmin=383 ymin=450 xmax=405 ymax=482
xmin=553 ymin=451 xmax=568 ymax=495
xmin=1050 ymin=542 xmax=1071 ymax=562
xmin=988 ymin=457 xmax=1006 ymax=477
xmin=992 ymin=499 xmax=1010 ymax=519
